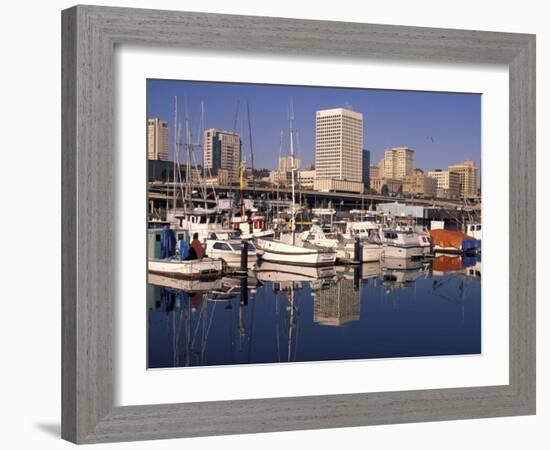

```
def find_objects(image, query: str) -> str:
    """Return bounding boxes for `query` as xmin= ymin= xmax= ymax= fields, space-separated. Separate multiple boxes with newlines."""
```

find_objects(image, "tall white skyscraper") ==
xmin=314 ymin=108 xmax=363 ymax=193
xmin=147 ymin=118 xmax=169 ymax=160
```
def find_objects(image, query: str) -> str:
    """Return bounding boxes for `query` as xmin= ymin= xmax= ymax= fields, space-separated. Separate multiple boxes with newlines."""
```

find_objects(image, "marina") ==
xmin=146 ymin=82 xmax=482 ymax=369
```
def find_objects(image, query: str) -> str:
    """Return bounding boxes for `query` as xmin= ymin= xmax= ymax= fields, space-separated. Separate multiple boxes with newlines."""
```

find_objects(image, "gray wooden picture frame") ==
xmin=61 ymin=5 xmax=536 ymax=444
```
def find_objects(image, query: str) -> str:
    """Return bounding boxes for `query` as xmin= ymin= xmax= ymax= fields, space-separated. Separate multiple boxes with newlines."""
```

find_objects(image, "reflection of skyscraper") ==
xmin=312 ymin=279 xmax=360 ymax=326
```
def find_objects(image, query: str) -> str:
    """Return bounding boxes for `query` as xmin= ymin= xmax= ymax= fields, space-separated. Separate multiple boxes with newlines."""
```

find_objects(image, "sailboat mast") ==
xmin=184 ymin=102 xmax=191 ymax=211
xmin=247 ymin=102 xmax=255 ymax=190
xmin=289 ymin=100 xmax=296 ymax=237
xmin=173 ymin=96 xmax=178 ymax=211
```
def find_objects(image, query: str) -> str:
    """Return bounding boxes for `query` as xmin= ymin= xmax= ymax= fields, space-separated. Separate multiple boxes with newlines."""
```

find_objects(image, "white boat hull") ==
xmin=240 ymin=229 xmax=275 ymax=240
xmin=206 ymin=250 xmax=258 ymax=268
xmin=256 ymin=239 xmax=336 ymax=266
xmin=148 ymin=258 xmax=223 ymax=279
xmin=336 ymin=243 xmax=384 ymax=263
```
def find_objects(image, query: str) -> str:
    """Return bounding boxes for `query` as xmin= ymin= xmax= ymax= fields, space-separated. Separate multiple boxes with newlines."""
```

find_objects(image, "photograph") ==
xmin=146 ymin=80 xmax=482 ymax=369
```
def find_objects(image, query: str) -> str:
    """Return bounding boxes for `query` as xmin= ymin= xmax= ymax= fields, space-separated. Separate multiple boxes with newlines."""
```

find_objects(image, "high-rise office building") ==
xmin=428 ymin=169 xmax=461 ymax=199
xmin=147 ymin=118 xmax=169 ymax=161
xmin=403 ymin=168 xmax=437 ymax=197
xmin=362 ymin=149 xmax=371 ymax=190
xmin=314 ymin=108 xmax=364 ymax=193
xmin=448 ymin=160 xmax=478 ymax=198
xmin=383 ymin=147 xmax=414 ymax=180
xmin=203 ymin=128 xmax=241 ymax=183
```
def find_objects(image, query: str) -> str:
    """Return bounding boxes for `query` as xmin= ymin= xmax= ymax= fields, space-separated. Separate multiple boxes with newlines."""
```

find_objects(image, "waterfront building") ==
xmin=269 ymin=155 xmax=301 ymax=187
xmin=370 ymin=177 xmax=403 ymax=195
xmin=362 ymin=149 xmax=371 ymax=190
xmin=402 ymin=168 xmax=437 ymax=197
xmin=203 ymin=128 xmax=241 ymax=183
xmin=383 ymin=146 xmax=414 ymax=180
xmin=369 ymin=165 xmax=380 ymax=180
xmin=428 ymin=169 xmax=461 ymax=199
xmin=269 ymin=169 xmax=290 ymax=185
xmin=298 ymin=169 xmax=316 ymax=190
xmin=379 ymin=158 xmax=386 ymax=178
xmin=314 ymin=108 xmax=364 ymax=194
xmin=314 ymin=179 xmax=365 ymax=193
xmin=147 ymin=118 xmax=169 ymax=161
xmin=448 ymin=160 xmax=478 ymax=198
xmin=312 ymin=279 xmax=360 ymax=326
xmin=278 ymin=155 xmax=301 ymax=172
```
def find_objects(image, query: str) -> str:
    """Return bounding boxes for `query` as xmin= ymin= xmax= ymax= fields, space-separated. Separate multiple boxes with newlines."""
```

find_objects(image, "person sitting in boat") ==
xmin=188 ymin=233 xmax=205 ymax=260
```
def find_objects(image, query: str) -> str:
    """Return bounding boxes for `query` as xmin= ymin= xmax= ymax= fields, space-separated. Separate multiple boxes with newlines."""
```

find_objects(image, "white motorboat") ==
xmin=230 ymin=214 xmax=275 ymax=240
xmin=148 ymin=257 xmax=224 ymax=279
xmin=464 ymin=223 xmax=482 ymax=240
xmin=204 ymin=237 xmax=258 ymax=267
xmin=256 ymin=233 xmax=336 ymax=266
xmin=343 ymin=220 xmax=381 ymax=240
xmin=418 ymin=232 xmax=432 ymax=256
xmin=300 ymin=225 xmax=383 ymax=263
xmin=380 ymin=229 xmax=425 ymax=259
xmin=167 ymin=208 xmax=227 ymax=243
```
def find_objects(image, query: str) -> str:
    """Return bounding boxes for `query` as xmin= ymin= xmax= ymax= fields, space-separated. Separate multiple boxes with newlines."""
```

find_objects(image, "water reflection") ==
xmin=148 ymin=255 xmax=482 ymax=368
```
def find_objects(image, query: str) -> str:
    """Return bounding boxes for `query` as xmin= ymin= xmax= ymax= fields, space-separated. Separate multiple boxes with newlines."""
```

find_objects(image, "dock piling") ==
xmin=353 ymin=237 xmax=362 ymax=264
xmin=240 ymin=240 xmax=249 ymax=272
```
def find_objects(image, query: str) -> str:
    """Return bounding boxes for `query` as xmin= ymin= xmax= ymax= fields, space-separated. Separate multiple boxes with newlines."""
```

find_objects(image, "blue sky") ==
xmin=147 ymin=79 xmax=481 ymax=172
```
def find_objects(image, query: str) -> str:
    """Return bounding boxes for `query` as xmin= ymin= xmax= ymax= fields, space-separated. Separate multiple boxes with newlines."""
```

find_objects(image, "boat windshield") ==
xmin=231 ymin=242 xmax=256 ymax=251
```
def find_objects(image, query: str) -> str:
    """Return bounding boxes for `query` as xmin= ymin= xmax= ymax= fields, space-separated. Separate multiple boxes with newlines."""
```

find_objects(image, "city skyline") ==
xmin=146 ymin=79 xmax=481 ymax=174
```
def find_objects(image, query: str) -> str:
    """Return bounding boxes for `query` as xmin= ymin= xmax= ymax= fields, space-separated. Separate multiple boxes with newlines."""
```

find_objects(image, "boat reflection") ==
xmin=255 ymin=261 xmax=337 ymax=283
xmin=148 ymin=254 xmax=482 ymax=368
xmin=148 ymin=272 xmax=223 ymax=292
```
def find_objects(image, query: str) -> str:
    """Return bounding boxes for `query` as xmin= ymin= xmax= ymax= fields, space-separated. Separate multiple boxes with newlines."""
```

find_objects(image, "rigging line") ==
xmin=176 ymin=120 xmax=186 ymax=208
xmin=246 ymin=101 xmax=256 ymax=190
xmin=276 ymin=129 xmax=284 ymax=220
xmin=190 ymin=149 xmax=211 ymax=207
xmin=295 ymin=129 xmax=303 ymax=219
xmin=199 ymin=98 xmax=218 ymax=204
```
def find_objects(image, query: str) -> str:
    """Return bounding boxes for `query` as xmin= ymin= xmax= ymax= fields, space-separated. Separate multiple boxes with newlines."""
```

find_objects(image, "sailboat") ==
xmin=147 ymin=98 xmax=225 ymax=279
xmin=165 ymin=98 xmax=227 ymax=241
xmin=229 ymin=102 xmax=274 ymax=240
xmin=256 ymin=100 xmax=336 ymax=267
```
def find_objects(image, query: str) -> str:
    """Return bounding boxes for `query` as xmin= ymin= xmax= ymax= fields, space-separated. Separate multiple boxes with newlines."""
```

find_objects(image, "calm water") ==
xmin=147 ymin=256 xmax=481 ymax=368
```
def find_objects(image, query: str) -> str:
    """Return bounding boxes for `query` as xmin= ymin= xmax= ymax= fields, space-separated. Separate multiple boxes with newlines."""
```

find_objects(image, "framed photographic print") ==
xmin=62 ymin=5 xmax=536 ymax=444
